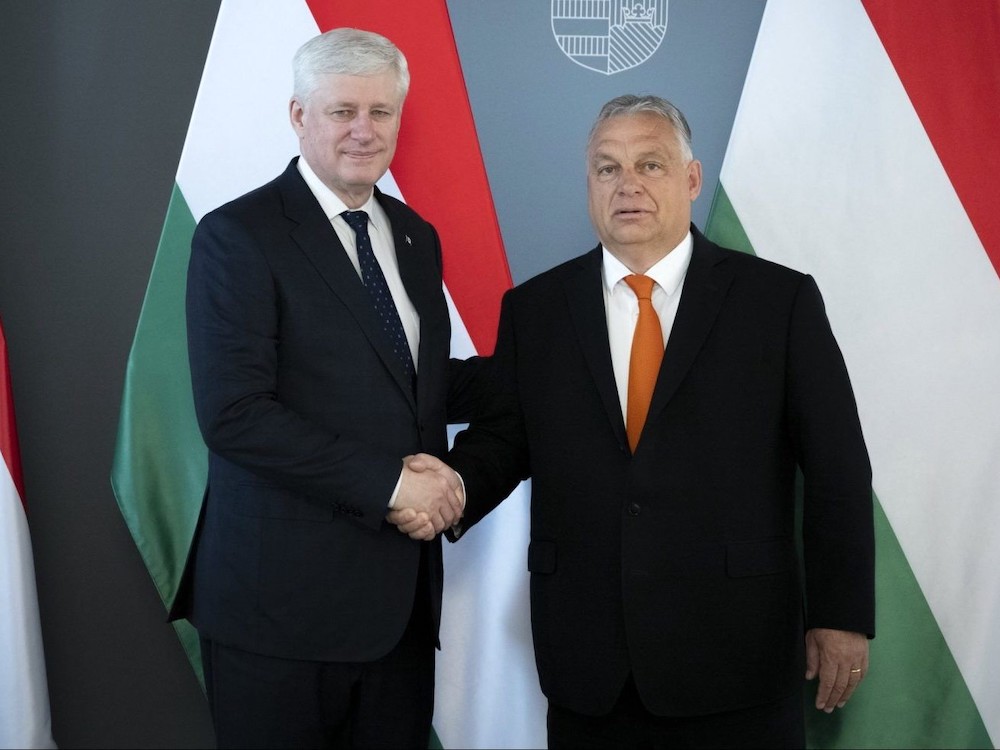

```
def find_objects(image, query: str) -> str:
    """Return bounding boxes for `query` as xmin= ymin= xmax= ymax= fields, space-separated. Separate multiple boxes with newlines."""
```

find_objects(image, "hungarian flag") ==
xmin=1 ymin=318 xmax=56 ymax=749
xmin=705 ymin=0 xmax=999 ymax=746
xmin=110 ymin=0 xmax=541 ymax=747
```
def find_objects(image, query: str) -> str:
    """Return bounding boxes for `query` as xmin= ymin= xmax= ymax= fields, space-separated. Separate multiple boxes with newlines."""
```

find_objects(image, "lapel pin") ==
xmin=405 ymin=235 xmax=412 ymax=245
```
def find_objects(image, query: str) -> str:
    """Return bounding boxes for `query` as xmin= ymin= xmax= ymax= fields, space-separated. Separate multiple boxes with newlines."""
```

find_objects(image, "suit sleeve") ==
xmin=446 ymin=292 xmax=529 ymax=536
xmin=186 ymin=210 xmax=402 ymax=530
xmin=445 ymin=355 xmax=494 ymax=424
xmin=788 ymin=275 xmax=876 ymax=637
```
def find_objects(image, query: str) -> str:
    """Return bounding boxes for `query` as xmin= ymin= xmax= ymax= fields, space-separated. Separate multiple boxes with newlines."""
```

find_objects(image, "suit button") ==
xmin=628 ymin=502 xmax=641 ymax=516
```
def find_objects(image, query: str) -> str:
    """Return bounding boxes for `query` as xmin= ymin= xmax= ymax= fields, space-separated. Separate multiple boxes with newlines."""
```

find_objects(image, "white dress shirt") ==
xmin=602 ymin=232 xmax=693 ymax=421
xmin=298 ymin=157 xmax=422 ymax=508
xmin=297 ymin=157 xmax=420 ymax=370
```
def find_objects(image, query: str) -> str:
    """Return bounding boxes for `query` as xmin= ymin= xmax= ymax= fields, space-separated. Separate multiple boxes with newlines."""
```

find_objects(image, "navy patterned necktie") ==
xmin=341 ymin=210 xmax=416 ymax=387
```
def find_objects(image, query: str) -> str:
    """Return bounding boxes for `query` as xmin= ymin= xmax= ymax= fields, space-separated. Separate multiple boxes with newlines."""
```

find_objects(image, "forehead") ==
xmin=588 ymin=113 xmax=679 ymax=159
xmin=310 ymin=70 xmax=401 ymax=106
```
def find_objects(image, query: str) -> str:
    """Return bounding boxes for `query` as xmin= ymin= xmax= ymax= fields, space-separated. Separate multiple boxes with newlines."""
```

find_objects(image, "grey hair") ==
xmin=587 ymin=94 xmax=693 ymax=161
xmin=292 ymin=27 xmax=410 ymax=104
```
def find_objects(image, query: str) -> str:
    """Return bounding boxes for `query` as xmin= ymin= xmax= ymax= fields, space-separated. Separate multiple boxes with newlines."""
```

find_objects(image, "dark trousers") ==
xmin=200 ymin=549 xmax=435 ymax=749
xmin=547 ymin=673 xmax=805 ymax=750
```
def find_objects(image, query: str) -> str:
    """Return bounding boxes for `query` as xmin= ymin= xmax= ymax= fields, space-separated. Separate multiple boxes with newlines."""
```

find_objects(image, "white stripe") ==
xmin=439 ymin=254 xmax=543 ymax=748
xmin=437 ymin=218 xmax=543 ymax=750
xmin=720 ymin=0 xmax=1000 ymax=737
xmin=437 ymin=476 xmax=545 ymax=750
xmin=177 ymin=0 xmax=316 ymax=220
xmin=0 ymin=463 xmax=55 ymax=749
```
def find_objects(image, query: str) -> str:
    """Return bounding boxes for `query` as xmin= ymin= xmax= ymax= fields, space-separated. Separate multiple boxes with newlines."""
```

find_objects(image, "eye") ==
xmin=370 ymin=109 xmax=394 ymax=121
xmin=330 ymin=109 xmax=355 ymax=121
xmin=595 ymin=164 xmax=618 ymax=179
xmin=642 ymin=161 xmax=664 ymax=173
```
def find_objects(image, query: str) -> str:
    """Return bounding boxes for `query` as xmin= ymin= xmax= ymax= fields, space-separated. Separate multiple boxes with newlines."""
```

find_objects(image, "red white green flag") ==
xmin=1 ymin=318 xmax=56 ymax=749
xmin=706 ymin=1 xmax=1000 ymax=746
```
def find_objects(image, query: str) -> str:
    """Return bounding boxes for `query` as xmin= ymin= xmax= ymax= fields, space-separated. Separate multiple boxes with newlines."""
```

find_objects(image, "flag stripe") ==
xmin=176 ymin=0 xmax=316 ymax=221
xmin=111 ymin=184 xmax=208 ymax=680
xmin=304 ymin=0 xmax=512 ymax=355
xmin=0 ymin=321 xmax=24 ymax=501
xmin=863 ymin=1 xmax=1000 ymax=279
xmin=112 ymin=186 xmax=205 ymax=611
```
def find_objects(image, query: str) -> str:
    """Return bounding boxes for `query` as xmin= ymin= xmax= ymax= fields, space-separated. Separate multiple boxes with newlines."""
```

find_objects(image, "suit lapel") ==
xmin=279 ymin=163 xmax=418 ymax=409
xmin=647 ymin=228 xmax=735 ymax=420
xmin=379 ymin=193 xmax=448 ymax=409
xmin=563 ymin=247 xmax=629 ymax=448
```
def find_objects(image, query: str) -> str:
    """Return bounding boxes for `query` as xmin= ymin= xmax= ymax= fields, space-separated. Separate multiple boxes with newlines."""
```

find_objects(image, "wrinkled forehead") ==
xmin=588 ymin=113 xmax=681 ymax=160
xmin=305 ymin=70 xmax=404 ymax=106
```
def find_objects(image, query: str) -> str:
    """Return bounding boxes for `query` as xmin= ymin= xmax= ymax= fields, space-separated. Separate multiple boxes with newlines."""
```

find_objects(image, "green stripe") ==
xmin=806 ymin=503 xmax=991 ymax=749
xmin=111 ymin=183 xmax=206 ymax=684
xmin=705 ymin=181 xmax=756 ymax=256
xmin=706 ymin=183 xmax=991 ymax=749
xmin=429 ymin=727 xmax=443 ymax=749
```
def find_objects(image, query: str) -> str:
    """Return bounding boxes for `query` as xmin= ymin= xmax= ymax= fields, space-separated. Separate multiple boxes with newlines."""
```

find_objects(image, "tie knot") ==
xmin=624 ymin=274 xmax=655 ymax=300
xmin=341 ymin=210 xmax=369 ymax=233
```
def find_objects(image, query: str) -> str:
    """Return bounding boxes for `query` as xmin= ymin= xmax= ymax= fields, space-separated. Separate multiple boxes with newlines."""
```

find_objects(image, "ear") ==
xmin=289 ymin=97 xmax=305 ymax=135
xmin=687 ymin=159 xmax=703 ymax=201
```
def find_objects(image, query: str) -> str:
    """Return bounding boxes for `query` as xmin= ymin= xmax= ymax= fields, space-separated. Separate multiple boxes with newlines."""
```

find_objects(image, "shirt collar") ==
xmin=601 ymin=231 xmax=694 ymax=297
xmin=297 ymin=156 xmax=385 ymax=234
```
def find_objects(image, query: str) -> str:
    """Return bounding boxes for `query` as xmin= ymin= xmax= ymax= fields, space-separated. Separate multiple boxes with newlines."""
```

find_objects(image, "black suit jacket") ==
xmin=448 ymin=227 xmax=874 ymax=717
xmin=182 ymin=158 xmax=483 ymax=662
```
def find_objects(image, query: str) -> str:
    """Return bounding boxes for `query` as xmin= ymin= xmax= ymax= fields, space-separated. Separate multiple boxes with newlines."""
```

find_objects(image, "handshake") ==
xmin=386 ymin=453 xmax=463 ymax=541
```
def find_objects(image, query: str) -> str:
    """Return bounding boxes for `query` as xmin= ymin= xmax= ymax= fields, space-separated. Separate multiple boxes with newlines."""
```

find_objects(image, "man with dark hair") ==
xmin=396 ymin=94 xmax=875 ymax=748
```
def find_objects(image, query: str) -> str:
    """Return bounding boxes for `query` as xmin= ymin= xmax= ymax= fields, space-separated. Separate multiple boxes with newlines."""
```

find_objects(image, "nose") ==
xmin=617 ymin=168 xmax=643 ymax=194
xmin=351 ymin=112 xmax=375 ymax=141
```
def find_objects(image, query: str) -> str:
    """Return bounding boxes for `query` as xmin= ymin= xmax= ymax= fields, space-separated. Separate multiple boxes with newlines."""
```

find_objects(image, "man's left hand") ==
xmin=805 ymin=628 xmax=869 ymax=713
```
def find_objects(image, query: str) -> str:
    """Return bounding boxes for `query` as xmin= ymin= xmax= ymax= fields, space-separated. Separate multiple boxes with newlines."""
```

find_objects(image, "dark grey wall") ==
xmin=0 ymin=2 xmax=220 ymax=747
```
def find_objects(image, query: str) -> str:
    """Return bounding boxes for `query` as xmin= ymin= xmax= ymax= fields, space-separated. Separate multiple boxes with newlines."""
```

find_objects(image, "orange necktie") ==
xmin=624 ymin=274 xmax=664 ymax=452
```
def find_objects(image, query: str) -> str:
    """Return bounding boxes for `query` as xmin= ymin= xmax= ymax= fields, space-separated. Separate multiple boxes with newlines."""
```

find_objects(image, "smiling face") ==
xmin=289 ymin=69 xmax=403 ymax=208
xmin=586 ymin=112 xmax=702 ymax=271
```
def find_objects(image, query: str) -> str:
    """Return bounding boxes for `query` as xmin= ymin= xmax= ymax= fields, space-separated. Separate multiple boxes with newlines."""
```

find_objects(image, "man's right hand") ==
xmin=390 ymin=453 xmax=464 ymax=537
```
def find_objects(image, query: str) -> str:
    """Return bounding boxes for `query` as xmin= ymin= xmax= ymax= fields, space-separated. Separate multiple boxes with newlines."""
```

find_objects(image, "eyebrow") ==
xmin=590 ymin=146 xmax=668 ymax=163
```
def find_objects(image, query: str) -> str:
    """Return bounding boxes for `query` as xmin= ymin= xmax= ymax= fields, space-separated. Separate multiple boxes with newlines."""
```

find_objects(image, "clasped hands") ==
xmin=386 ymin=453 xmax=461 ymax=541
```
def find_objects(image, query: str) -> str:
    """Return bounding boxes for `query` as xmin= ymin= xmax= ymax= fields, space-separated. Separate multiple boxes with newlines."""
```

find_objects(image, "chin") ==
xmin=341 ymin=167 xmax=383 ymax=186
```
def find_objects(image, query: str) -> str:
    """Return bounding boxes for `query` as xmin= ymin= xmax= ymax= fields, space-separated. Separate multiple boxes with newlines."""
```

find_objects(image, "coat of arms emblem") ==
xmin=552 ymin=0 xmax=668 ymax=75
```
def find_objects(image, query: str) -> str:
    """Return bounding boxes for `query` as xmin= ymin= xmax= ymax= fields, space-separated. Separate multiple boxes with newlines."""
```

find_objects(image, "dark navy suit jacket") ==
xmin=180 ymin=158 xmax=483 ymax=661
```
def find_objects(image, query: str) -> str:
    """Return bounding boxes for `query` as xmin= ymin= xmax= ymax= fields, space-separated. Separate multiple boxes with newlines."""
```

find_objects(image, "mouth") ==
xmin=614 ymin=208 xmax=647 ymax=218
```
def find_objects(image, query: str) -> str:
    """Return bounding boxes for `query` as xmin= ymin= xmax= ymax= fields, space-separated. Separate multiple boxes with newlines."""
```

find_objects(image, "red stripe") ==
xmin=305 ymin=0 xmax=512 ymax=354
xmin=0 ymin=318 xmax=25 ymax=503
xmin=863 ymin=1 xmax=1000 ymax=279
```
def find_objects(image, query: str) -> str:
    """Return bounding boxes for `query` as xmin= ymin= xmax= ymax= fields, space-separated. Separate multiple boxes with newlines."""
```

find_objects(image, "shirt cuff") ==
xmin=387 ymin=469 xmax=403 ymax=509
